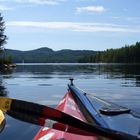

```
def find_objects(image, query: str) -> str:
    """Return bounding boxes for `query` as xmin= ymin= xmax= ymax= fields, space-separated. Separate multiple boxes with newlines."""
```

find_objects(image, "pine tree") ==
xmin=0 ymin=13 xmax=7 ymax=51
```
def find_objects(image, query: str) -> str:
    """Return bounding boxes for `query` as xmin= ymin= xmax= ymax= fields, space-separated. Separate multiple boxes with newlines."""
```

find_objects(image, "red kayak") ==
xmin=34 ymin=90 xmax=97 ymax=140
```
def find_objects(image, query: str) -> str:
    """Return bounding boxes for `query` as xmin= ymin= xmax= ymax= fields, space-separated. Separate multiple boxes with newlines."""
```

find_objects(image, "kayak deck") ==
xmin=69 ymin=85 xmax=140 ymax=137
xmin=34 ymin=91 xmax=97 ymax=140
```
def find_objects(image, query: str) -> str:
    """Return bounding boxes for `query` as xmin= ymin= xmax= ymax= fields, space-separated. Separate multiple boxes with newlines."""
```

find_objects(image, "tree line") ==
xmin=0 ymin=13 xmax=12 ymax=65
xmin=0 ymin=13 xmax=7 ymax=49
xmin=79 ymin=42 xmax=140 ymax=63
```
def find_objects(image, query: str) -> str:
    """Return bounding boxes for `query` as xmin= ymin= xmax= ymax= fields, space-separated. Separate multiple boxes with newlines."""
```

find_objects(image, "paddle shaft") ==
xmin=0 ymin=98 xmax=138 ymax=140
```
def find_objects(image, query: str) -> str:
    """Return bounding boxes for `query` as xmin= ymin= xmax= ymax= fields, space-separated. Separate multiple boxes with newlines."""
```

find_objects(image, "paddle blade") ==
xmin=0 ymin=97 xmax=48 ymax=126
xmin=0 ymin=110 xmax=6 ymax=133
xmin=0 ymin=98 xmax=12 ymax=113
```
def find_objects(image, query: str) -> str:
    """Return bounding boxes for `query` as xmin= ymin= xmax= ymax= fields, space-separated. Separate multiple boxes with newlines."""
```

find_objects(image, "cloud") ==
xmin=77 ymin=6 xmax=106 ymax=13
xmin=17 ymin=0 xmax=66 ymax=5
xmin=112 ymin=16 xmax=140 ymax=24
xmin=76 ymin=0 xmax=96 ymax=1
xmin=0 ymin=0 xmax=66 ymax=5
xmin=6 ymin=21 xmax=140 ymax=33
xmin=0 ymin=5 xmax=13 ymax=10
xmin=126 ymin=17 xmax=140 ymax=21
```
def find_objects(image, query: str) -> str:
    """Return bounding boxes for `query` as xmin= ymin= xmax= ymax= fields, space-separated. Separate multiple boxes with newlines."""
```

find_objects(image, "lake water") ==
xmin=0 ymin=63 xmax=140 ymax=140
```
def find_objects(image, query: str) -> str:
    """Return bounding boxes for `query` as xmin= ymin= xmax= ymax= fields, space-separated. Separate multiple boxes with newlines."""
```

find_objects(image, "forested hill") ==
xmin=79 ymin=42 xmax=140 ymax=63
xmin=5 ymin=47 xmax=96 ymax=63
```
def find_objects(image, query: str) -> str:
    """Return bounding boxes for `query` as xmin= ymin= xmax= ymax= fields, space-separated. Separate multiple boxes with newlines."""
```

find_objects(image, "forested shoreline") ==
xmin=5 ymin=48 xmax=96 ymax=63
xmin=79 ymin=42 xmax=140 ymax=63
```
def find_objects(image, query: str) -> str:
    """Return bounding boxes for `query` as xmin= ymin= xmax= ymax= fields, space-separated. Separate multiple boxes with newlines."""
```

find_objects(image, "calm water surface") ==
xmin=0 ymin=63 xmax=140 ymax=140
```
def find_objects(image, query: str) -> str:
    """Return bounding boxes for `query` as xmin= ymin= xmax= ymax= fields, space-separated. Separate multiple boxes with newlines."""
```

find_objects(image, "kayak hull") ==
xmin=34 ymin=91 xmax=97 ymax=140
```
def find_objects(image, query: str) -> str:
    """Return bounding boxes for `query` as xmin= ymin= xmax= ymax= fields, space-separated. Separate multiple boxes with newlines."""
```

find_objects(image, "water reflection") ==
xmin=0 ymin=63 xmax=140 ymax=140
xmin=0 ymin=80 xmax=7 ymax=97
xmin=16 ymin=63 xmax=140 ymax=87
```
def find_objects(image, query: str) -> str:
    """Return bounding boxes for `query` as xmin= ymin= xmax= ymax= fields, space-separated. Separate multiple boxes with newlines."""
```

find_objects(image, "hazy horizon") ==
xmin=5 ymin=46 xmax=96 ymax=51
xmin=6 ymin=43 xmax=134 ymax=52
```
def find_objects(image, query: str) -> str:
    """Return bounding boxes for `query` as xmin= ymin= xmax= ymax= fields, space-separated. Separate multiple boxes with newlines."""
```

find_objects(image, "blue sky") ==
xmin=0 ymin=0 xmax=140 ymax=51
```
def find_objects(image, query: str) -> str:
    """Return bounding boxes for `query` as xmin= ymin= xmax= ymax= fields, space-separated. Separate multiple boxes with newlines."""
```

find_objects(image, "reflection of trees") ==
xmin=16 ymin=64 xmax=140 ymax=76
xmin=136 ymin=76 xmax=140 ymax=87
xmin=0 ymin=67 xmax=12 ymax=96
xmin=0 ymin=81 xmax=7 ymax=97
xmin=92 ymin=64 xmax=140 ymax=87
xmin=101 ymin=64 xmax=140 ymax=77
xmin=16 ymin=64 xmax=140 ymax=87
xmin=0 ymin=67 xmax=15 ymax=75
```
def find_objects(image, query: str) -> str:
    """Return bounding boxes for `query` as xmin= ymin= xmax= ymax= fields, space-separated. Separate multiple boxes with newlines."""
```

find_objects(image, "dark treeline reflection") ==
xmin=0 ymin=67 xmax=16 ymax=96
xmin=0 ymin=80 xmax=7 ymax=97
xmin=16 ymin=64 xmax=140 ymax=87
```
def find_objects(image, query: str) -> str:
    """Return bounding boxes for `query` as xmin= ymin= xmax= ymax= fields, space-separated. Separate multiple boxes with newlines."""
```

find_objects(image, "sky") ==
xmin=0 ymin=0 xmax=140 ymax=51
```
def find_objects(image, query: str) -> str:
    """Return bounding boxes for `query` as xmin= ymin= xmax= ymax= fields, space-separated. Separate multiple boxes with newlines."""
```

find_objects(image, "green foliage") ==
xmin=0 ymin=13 xmax=7 ymax=50
xmin=0 ymin=55 xmax=12 ymax=64
xmin=0 ymin=13 xmax=11 ymax=66
xmin=79 ymin=42 xmax=140 ymax=63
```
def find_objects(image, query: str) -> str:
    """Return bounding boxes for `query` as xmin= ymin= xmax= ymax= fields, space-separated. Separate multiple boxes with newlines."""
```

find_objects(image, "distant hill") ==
xmin=5 ymin=47 xmax=96 ymax=63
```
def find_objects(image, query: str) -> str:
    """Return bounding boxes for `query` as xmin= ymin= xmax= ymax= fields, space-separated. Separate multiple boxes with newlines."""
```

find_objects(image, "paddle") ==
xmin=0 ymin=110 xmax=6 ymax=133
xmin=0 ymin=97 xmax=139 ymax=140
